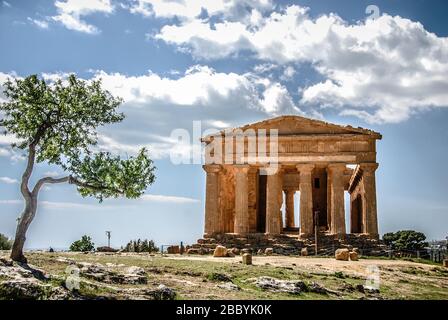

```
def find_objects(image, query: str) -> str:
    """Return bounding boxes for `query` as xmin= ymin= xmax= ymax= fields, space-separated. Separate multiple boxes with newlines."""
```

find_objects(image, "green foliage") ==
xmin=69 ymin=235 xmax=95 ymax=252
xmin=123 ymin=239 xmax=159 ymax=253
xmin=70 ymin=148 xmax=155 ymax=201
xmin=333 ymin=271 xmax=345 ymax=279
xmin=0 ymin=74 xmax=156 ymax=201
xmin=383 ymin=230 xmax=428 ymax=251
xmin=96 ymin=246 xmax=118 ymax=252
xmin=0 ymin=233 xmax=12 ymax=250
xmin=1 ymin=74 xmax=123 ymax=165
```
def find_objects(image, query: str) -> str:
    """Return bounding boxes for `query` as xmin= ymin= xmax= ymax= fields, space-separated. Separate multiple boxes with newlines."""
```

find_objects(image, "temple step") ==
xmin=189 ymin=233 xmax=387 ymax=256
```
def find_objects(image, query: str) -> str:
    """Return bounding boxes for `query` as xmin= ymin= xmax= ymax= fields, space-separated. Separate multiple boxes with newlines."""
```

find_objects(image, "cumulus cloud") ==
xmin=153 ymin=4 xmax=448 ymax=123
xmin=27 ymin=17 xmax=49 ymax=29
xmin=93 ymin=65 xmax=299 ymax=113
xmin=0 ymin=176 xmax=18 ymax=184
xmin=129 ymin=0 xmax=273 ymax=21
xmin=0 ymin=68 xmax=303 ymax=162
xmin=51 ymin=0 xmax=114 ymax=34
xmin=89 ymin=65 xmax=302 ymax=159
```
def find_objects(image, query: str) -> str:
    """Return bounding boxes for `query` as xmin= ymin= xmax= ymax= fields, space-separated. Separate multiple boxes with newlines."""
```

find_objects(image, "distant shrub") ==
xmin=122 ymin=239 xmax=159 ymax=253
xmin=69 ymin=235 xmax=95 ymax=252
xmin=383 ymin=230 xmax=428 ymax=251
xmin=0 ymin=233 xmax=12 ymax=250
xmin=96 ymin=246 xmax=118 ymax=252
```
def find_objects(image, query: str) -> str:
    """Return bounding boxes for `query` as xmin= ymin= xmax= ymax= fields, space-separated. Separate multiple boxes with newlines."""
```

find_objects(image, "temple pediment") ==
xmin=203 ymin=115 xmax=382 ymax=140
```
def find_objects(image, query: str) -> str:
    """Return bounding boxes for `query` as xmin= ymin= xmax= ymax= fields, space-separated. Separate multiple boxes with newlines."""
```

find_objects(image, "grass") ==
xmin=1 ymin=252 xmax=447 ymax=300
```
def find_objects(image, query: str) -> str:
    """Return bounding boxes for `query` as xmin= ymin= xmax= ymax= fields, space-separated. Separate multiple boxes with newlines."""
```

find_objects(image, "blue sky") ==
xmin=0 ymin=0 xmax=447 ymax=249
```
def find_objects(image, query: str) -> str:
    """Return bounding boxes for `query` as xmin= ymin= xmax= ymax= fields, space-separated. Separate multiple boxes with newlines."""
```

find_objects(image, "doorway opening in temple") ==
xmin=312 ymin=168 xmax=328 ymax=231
xmin=256 ymin=173 xmax=267 ymax=233
xmin=351 ymin=194 xmax=363 ymax=233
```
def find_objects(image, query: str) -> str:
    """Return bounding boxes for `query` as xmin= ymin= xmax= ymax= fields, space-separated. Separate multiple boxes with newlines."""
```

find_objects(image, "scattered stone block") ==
xmin=349 ymin=251 xmax=359 ymax=261
xmin=443 ymin=259 xmax=448 ymax=268
xmin=301 ymin=248 xmax=308 ymax=256
xmin=242 ymin=253 xmax=252 ymax=265
xmin=335 ymin=248 xmax=350 ymax=261
xmin=231 ymin=248 xmax=240 ymax=255
xmin=167 ymin=246 xmax=180 ymax=254
xmin=265 ymin=248 xmax=273 ymax=255
xmin=213 ymin=245 xmax=228 ymax=257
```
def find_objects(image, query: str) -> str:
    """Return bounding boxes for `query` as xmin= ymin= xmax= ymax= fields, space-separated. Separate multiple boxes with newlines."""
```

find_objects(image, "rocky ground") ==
xmin=0 ymin=251 xmax=447 ymax=300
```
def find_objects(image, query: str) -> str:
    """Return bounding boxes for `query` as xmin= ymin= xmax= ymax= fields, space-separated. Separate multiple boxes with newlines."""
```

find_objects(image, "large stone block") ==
xmin=335 ymin=248 xmax=350 ymax=261
xmin=167 ymin=246 xmax=180 ymax=254
xmin=242 ymin=253 xmax=252 ymax=265
xmin=213 ymin=245 xmax=228 ymax=257
xmin=349 ymin=251 xmax=359 ymax=261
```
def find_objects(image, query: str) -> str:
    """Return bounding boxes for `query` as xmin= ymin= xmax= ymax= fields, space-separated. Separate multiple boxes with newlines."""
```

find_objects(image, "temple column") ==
xmin=328 ymin=163 xmax=346 ymax=235
xmin=248 ymin=167 xmax=258 ymax=233
xmin=285 ymin=188 xmax=295 ymax=228
xmin=360 ymin=163 xmax=379 ymax=238
xmin=234 ymin=165 xmax=250 ymax=234
xmin=296 ymin=164 xmax=314 ymax=237
xmin=203 ymin=164 xmax=221 ymax=236
xmin=265 ymin=168 xmax=282 ymax=234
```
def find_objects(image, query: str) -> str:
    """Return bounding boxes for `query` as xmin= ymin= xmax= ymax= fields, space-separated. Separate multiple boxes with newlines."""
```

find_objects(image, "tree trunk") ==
xmin=10 ymin=195 xmax=37 ymax=263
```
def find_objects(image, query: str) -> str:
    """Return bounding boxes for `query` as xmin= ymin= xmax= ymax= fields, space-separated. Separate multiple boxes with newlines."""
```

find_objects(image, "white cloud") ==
xmin=0 ymin=199 xmax=116 ymax=209
xmin=27 ymin=17 xmax=49 ymax=29
xmin=0 ymin=176 xmax=18 ymax=184
xmin=129 ymin=0 xmax=273 ymax=21
xmin=2 ymin=1 xmax=11 ymax=8
xmin=140 ymin=194 xmax=199 ymax=204
xmin=86 ymin=66 xmax=302 ymax=159
xmin=0 ymin=194 xmax=199 ymax=207
xmin=0 ymin=134 xmax=21 ymax=145
xmin=93 ymin=65 xmax=299 ymax=114
xmin=154 ymin=4 xmax=448 ymax=123
xmin=43 ymin=171 xmax=63 ymax=178
xmin=253 ymin=63 xmax=278 ymax=74
xmin=280 ymin=66 xmax=295 ymax=81
xmin=52 ymin=0 xmax=114 ymax=34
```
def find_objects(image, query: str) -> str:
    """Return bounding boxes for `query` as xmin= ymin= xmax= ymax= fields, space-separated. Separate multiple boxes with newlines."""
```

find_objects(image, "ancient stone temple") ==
xmin=200 ymin=116 xmax=381 ymax=244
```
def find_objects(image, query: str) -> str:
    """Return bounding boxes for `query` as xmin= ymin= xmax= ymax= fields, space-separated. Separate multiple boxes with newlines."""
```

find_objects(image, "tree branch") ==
xmin=68 ymin=176 xmax=125 ymax=196
xmin=20 ymin=143 xmax=36 ymax=198
xmin=21 ymin=122 xmax=52 ymax=197
xmin=32 ymin=176 xmax=70 ymax=197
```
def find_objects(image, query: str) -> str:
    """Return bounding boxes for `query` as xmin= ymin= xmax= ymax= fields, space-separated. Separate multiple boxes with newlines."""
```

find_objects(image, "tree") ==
xmin=123 ymin=238 xmax=159 ymax=253
xmin=0 ymin=233 xmax=12 ymax=250
xmin=69 ymin=235 xmax=95 ymax=252
xmin=1 ymin=75 xmax=156 ymax=262
xmin=383 ymin=230 xmax=428 ymax=251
